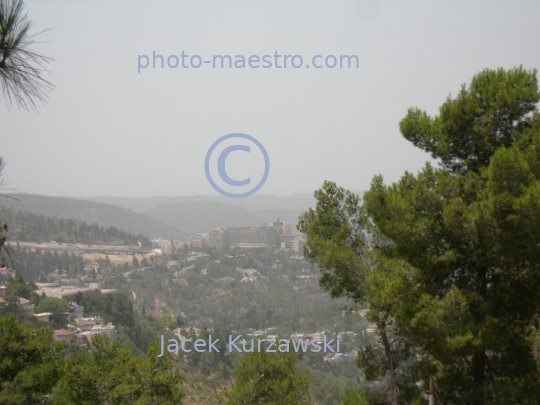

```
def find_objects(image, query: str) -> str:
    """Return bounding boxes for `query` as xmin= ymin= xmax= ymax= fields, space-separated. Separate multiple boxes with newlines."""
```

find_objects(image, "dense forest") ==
xmin=1 ymin=245 xmax=86 ymax=282
xmin=1 ymin=209 xmax=152 ymax=246
xmin=2 ymin=193 xmax=186 ymax=239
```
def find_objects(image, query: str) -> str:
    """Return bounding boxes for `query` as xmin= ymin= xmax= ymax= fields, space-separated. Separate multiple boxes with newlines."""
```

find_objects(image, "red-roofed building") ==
xmin=53 ymin=329 xmax=85 ymax=346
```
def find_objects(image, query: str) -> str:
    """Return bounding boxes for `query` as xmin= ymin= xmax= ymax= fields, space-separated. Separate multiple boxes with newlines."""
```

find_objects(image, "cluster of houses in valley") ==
xmin=0 ymin=283 xmax=117 ymax=350
xmin=171 ymin=325 xmax=363 ymax=363
xmin=289 ymin=331 xmax=361 ymax=363
xmin=0 ymin=285 xmax=40 ymax=317
xmin=52 ymin=302 xmax=118 ymax=350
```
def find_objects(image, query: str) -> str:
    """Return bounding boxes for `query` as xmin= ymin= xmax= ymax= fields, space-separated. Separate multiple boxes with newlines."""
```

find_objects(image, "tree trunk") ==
xmin=471 ymin=348 xmax=486 ymax=404
xmin=378 ymin=321 xmax=400 ymax=405
xmin=471 ymin=267 xmax=487 ymax=405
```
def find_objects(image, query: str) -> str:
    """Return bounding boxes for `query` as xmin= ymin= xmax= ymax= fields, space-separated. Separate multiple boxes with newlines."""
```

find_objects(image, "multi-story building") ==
xmin=281 ymin=221 xmax=292 ymax=235
xmin=153 ymin=238 xmax=183 ymax=253
xmin=290 ymin=237 xmax=306 ymax=254
xmin=167 ymin=261 xmax=182 ymax=272
xmin=250 ymin=226 xmax=280 ymax=247
xmin=91 ymin=323 xmax=117 ymax=342
xmin=224 ymin=225 xmax=280 ymax=249
xmin=279 ymin=234 xmax=297 ymax=247
xmin=186 ymin=234 xmax=209 ymax=249
xmin=209 ymin=227 xmax=227 ymax=249
xmin=79 ymin=323 xmax=117 ymax=346
xmin=188 ymin=220 xmax=284 ymax=251
xmin=68 ymin=302 xmax=85 ymax=318
xmin=224 ymin=227 xmax=252 ymax=247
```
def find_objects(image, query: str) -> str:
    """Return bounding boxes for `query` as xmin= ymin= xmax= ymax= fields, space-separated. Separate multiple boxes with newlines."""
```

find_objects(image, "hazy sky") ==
xmin=2 ymin=0 xmax=540 ymax=198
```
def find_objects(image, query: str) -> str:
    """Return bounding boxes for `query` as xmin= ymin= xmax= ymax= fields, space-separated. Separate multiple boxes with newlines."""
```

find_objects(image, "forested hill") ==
xmin=1 ymin=209 xmax=151 ymax=246
xmin=1 ymin=194 xmax=186 ymax=240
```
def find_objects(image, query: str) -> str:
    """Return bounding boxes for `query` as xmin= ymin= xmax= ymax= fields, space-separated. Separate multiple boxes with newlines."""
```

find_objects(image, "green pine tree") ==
xmin=300 ymin=67 xmax=540 ymax=405
xmin=363 ymin=66 xmax=540 ymax=404
xmin=220 ymin=349 xmax=311 ymax=405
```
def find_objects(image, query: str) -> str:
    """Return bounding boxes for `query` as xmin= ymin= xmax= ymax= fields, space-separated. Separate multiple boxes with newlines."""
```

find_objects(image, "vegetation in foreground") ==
xmin=0 ymin=312 xmax=184 ymax=404
xmin=300 ymin=66 xmax=540 ymax=404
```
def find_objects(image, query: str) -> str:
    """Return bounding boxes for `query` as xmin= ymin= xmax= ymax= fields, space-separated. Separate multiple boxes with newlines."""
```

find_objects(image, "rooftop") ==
xmin=54 ymin=329 xmax=77 ymax=336
xmin=33 ymin=312 xmax=53 ymax=317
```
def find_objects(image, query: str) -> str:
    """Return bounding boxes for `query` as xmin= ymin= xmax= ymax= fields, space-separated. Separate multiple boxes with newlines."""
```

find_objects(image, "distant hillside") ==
xmin=85 ymin=193 xmax=320 ymax=213
xmin=85 ymin=193 xmax=337 ymax=236
xmin=2 ymin=194 xmax=186 ymax=240
xmin=144 ymin=201 xmax=302 ymax=235
xmin=1 ymin=209 xmax=151 ymax=246
xmin=0 ymin=191 xmax=365 ymax=241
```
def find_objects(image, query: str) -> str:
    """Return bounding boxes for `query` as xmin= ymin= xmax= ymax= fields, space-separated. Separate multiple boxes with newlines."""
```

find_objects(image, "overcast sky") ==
xmin=2 ymin=0 xmax=540 ymax=198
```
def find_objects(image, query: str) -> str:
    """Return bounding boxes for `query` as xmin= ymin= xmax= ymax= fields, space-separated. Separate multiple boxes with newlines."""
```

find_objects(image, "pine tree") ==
xmin=300 ymin=67 xmax=540 ymax=404
xmin=363 ymin=66 xmax=540 ymax=404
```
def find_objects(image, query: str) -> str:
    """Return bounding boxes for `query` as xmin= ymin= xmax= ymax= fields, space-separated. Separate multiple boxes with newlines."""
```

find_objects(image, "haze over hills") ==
xmin=2 ymin=192 xmax=365 ymax=241
xmin=145 ymin=201 xmax=302 ymax=235
xmin=84 ymin=193 xmax=322 ymax=213
xmin=2 ymin=194 xmax=186 ymax=240
xmin=85 ymin=192 xmax=365 ymax=233
xmin=84 ymin=194 xmax=326 ymax=234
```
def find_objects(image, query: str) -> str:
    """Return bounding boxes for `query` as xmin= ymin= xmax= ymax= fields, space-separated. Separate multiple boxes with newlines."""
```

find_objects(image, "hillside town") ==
xmin=0 ymin=281 xmax=118 ymax=350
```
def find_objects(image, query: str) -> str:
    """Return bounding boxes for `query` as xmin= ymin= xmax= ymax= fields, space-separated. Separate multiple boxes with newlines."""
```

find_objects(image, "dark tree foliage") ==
xmin=0 ymin=313 xmax=61 ymax=404
xmin=0 ymin=0 xmax=54 ymax=110
xmin=3 ymin=245 xmax=85 ymax=282
xmin=221 ymin=349 xmax=311 ymax=405
xmin=299 ymin=67 xmax=540 ymax=405
xmin=400 ymin=66 xmax=539 ymax=174
xmin=364 ymin=68 xmax=540 ymax=404
xmin=1 ymin=209 xmax=151 ymax=246
xmin=51 ymin=335 xmax=184 ymax=405
xmin=0 ymin=313 xmax=184 ymax=404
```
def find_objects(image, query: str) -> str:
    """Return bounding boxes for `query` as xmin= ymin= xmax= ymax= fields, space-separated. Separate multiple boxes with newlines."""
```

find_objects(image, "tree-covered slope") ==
xmin=2 ymin=193 xmax=186 ymax=240
xmin=1 ymin=209 xmax=151 ymax=246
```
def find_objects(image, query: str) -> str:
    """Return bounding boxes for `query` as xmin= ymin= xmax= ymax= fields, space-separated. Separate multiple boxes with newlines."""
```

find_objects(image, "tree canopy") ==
xmin=221 ymin=348 xmax=311 ymax=405
xmin=0 ymin=313 xmax=184 ymax=404
xmin=299 ymin=66 xmax=540 ymax=405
